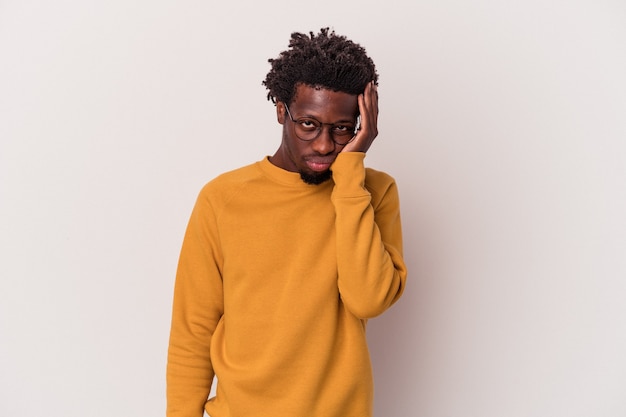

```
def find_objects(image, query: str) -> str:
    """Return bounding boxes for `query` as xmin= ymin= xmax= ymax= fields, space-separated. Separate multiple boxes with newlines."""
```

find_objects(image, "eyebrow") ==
xmin=297 ymin=113 xmax=357 ymax=124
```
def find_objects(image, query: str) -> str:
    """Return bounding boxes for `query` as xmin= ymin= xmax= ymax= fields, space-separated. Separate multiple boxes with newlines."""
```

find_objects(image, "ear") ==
xmin=276 ymin=102 xmax=286 ymax=125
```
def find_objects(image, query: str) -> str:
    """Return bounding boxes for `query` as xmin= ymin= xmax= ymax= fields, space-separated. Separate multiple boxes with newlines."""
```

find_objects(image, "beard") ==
xmin=299 ymin=169 xmax=332 ymax=185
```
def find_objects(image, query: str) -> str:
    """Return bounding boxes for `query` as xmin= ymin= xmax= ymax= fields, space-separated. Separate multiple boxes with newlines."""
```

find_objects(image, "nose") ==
xmin=310 ymin=127 xmax=336 ymax=155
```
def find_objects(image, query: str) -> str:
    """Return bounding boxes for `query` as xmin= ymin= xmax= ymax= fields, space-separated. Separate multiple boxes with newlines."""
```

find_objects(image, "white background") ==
xmin=1 ymin=1 xmax=625 ymax=416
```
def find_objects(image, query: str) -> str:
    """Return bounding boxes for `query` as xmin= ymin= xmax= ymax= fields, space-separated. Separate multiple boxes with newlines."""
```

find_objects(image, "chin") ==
xmin=299 ymin=169 xmax=332 ymax=185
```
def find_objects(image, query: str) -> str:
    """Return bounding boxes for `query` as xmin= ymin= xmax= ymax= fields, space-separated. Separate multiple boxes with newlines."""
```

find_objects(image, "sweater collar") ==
xmin=257 ymin=156 xmax=334 ymax=190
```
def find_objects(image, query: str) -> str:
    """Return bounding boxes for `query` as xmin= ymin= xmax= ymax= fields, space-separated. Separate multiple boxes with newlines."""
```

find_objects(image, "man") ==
xmin=167 ymin=28 xmax=407 ymax=417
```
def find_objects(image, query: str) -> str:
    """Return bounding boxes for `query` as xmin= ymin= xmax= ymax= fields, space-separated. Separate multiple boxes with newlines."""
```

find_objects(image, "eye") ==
xmin=298 ymin=119 xmax=319 ymax=131
xmin=333 ymin=125 xmax=354 ymax=135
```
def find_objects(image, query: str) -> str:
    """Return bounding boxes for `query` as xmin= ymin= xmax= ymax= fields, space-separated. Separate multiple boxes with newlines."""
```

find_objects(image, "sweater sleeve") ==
xmin=331 ymin=152 xmax=407 ymax=319
xmin=166 ymin=187 xmax=224 ymax=417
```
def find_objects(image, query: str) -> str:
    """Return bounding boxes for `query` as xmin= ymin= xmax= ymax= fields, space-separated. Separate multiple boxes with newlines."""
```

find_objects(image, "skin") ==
xmin=269 ymin=81 xmax=379 ymax=183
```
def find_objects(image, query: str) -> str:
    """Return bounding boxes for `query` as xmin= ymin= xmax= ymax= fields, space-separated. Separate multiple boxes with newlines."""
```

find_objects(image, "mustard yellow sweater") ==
xmin=167 ymin=152 xmax=407 ymax=417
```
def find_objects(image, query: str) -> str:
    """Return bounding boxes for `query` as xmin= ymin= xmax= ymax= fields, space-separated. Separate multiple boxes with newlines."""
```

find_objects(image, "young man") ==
xmin=167 ymin=28 xmax=407 ymax=417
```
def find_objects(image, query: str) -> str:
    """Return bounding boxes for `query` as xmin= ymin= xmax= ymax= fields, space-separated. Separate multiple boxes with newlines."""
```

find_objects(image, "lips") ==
xmin=305 ymin=157 xmax=335 ymax=172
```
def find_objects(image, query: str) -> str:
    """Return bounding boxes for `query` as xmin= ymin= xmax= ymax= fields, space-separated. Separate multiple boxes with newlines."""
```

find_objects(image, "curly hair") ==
xmin=262 ymin=28 xmax=378 ymax=105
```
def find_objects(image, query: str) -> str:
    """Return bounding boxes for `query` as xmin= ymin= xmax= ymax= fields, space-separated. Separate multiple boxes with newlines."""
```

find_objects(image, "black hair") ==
xmin=262 ymin=28 xmax=378 ymax=105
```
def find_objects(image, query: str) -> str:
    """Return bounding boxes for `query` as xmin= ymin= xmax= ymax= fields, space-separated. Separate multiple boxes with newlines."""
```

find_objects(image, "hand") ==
xmin=342 ymin=81 xmax=379 ymax=153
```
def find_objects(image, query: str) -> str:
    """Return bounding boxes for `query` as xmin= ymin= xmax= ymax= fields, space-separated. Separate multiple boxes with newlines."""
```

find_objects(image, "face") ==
xmin=270 ymin=84 xmax=359 ymax=185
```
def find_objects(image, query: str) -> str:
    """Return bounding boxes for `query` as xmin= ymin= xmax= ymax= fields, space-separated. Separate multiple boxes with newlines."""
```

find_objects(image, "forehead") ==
xmin=291 ymin=84 xmax=358 ymax=118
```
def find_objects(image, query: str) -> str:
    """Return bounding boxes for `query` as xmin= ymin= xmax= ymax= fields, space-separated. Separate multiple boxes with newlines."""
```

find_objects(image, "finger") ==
xmin=364 ymin=82 xmax=378 ymax=131
xmin=371 ymin=82 xmax=379 ymax=114
xmin=349 ymin=85 xmax=378 ymax=150
xmin=363 ymin=82 xmax=378 ymax=123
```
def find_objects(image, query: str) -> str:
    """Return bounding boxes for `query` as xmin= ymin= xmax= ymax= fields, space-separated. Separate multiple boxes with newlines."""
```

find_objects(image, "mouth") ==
xmin=305 ymin=157 xmax=335 ymax=172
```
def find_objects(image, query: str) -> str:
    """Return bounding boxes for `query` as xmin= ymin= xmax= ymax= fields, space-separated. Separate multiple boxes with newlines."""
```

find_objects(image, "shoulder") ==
xmin=365 ymin=167 xmax=397 ymax=192
xmin=196 ymin=162 xmax=263 ymax=207
xmin=364 ymin=167 xmax=400 ymax=207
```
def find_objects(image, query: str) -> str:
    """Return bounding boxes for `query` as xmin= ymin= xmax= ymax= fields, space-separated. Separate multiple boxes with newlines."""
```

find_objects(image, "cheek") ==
xmin=281 ymin=131 xmax=305 ymax=170
xmin=284 ymin=132 xmax=305 ymax=158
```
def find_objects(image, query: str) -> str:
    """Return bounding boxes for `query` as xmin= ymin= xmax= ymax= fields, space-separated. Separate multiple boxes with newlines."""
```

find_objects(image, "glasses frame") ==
xmin=284 ymin=104 xmax=360 ymax=146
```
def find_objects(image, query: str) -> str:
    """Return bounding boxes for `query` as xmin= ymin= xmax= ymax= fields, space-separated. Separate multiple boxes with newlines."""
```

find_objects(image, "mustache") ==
xmin=303 ymin=155 xmax=337 ymax=164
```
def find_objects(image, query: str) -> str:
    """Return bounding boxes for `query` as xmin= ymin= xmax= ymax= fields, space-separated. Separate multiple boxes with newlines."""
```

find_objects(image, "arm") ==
xmin=331 ymin=152 xmax=407 ymax=319
xmin=331 ymin=81 xmax=407 ymax=318
xmin=166 ymin=189 xmax=224 ymax=417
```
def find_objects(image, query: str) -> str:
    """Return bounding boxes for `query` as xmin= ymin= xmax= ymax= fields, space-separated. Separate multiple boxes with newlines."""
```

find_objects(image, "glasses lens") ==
xmin=332 ymin=131 xmax=355 ymax=145
xmin=330 ymin=115 xmax=359 ymax=145
xmin=294 ymin=120 xmax=321 ymax=141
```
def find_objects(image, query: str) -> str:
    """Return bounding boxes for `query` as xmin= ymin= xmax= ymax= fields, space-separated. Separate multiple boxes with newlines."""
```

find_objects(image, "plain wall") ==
xmin=1 ymin=1 xmax=625 ymax=416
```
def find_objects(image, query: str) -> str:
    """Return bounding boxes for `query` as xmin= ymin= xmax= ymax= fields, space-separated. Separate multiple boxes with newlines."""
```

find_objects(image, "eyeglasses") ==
xmin=284 ymin=104 xmax=360 ymax=146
